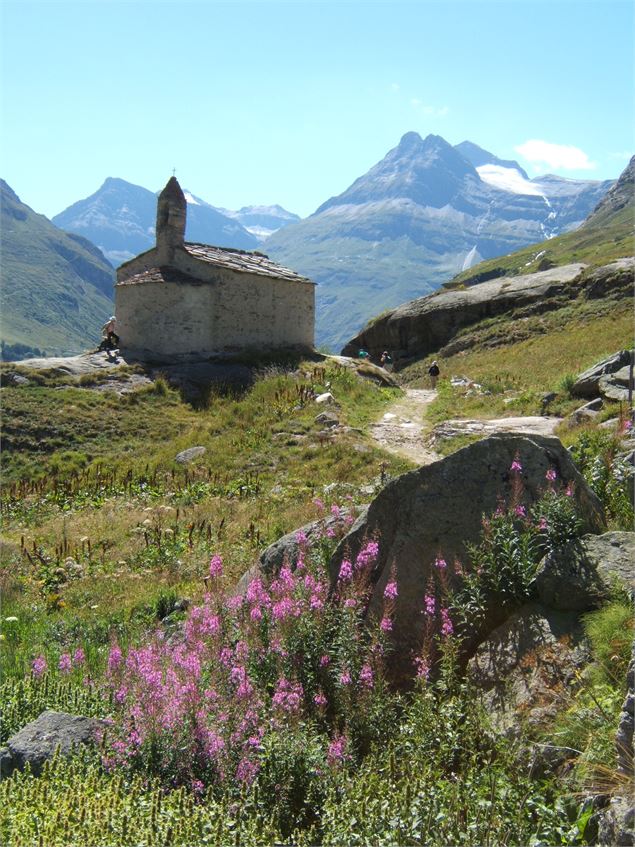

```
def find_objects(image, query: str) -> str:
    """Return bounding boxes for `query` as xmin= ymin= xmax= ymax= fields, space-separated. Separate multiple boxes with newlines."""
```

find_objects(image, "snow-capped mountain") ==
xmin=53 ymin=179 xmax=261 ymax=266
xmin=265 ymin=133 xmax=614 ymax=351
xmin=215 ymin=205 xmax=301 ymax=243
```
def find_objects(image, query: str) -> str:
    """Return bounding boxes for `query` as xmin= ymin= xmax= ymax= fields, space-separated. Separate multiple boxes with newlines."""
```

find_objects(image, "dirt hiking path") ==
xmin=371 ymin=389 xmax=440 ymax=465
xmin=371 ymin=388 xmax=562 ymax=466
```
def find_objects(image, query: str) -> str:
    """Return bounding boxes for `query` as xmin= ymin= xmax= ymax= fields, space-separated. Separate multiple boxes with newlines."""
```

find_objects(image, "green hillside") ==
xmin=0 ymin=180 xmax=115 ymax=357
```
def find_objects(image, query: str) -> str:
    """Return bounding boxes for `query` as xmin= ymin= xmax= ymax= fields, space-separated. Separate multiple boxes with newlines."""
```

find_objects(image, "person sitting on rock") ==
xmin=380 ymin=351 xmax=392 ymax=370
xmin=428 ymin=360 xmax=440 ymax=389
xmin=358 ymin=349 xmax=370 ymax=360
xmin=101 ymin=316 xmax=119 ymax=349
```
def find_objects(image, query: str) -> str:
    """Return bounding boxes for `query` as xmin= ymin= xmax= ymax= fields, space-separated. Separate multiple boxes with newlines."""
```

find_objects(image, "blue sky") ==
xmin=1 ymin=0 xmax=633 ymax=219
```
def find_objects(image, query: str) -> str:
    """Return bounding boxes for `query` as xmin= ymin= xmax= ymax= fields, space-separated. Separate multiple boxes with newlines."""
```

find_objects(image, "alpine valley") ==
xmin=0 ymin=133 xmax=619 ymax=357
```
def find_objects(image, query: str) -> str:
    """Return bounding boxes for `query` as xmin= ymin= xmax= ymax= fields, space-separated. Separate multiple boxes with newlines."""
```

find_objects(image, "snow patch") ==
xmin=477 ymin=165 xmax=545 ymax=197
xmin=184 ymin=192 xmax=201 ymax=206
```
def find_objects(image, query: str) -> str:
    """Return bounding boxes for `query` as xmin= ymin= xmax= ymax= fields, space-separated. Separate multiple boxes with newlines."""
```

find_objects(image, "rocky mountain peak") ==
xmin=584 ymin=155 xmax=634 ymax=225
xmin=314 ymin=131 xmax=477 ymax=214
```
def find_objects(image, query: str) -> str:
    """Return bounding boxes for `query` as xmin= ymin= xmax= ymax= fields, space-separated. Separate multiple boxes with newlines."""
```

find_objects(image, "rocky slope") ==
xmin=342 ymin=258 xmax=633 ymax=364
xmin=265 ymin=132 xmax=613 ymax=351
xmin=0 ymin=180 xmax=116 ymax=357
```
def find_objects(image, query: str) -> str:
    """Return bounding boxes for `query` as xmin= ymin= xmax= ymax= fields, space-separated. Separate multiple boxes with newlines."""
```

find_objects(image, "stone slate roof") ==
xmin=116 ymin=267 xmax=203 ymax=286
xmin=183 ymin=243 xmax=313 ymax=283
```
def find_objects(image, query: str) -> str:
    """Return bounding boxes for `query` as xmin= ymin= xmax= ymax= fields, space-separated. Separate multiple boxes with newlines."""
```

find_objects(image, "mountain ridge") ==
xmin=0 ymin=179 xmax=116 ymax=357
xmin=265 ymin=131 xmax=614 ymax=350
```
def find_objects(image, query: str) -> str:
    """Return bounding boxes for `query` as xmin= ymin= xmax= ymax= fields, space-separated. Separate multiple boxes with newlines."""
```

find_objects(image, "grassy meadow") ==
xmin=1 ymin=340 xmax=633 ymax=845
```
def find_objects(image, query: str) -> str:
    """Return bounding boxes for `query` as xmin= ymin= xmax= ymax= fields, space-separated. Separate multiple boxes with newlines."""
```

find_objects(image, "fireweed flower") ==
xmin=338 ymin=560 xmax=353 ymax=582
xmin=565 ymin=483 xmax=574 ymax=497
xmin=209 ymin=555 xmax=223 ymax=578
xmin=514 ymin=505 xmax=527 ymax=518
xmin=380 ymin=616 xmax=393 ymax=633
xmin=73 ymin=647 xmax=86 ymax=666
xmin=424 ymin=594 xmax=436 ymax=615
xmin=546 ymin=468 xmax=557 ymax=482
xmin=319 ymin=654 xmax=331 ymax=667
xmin=440 ymin=608 xmax=454 ymax=637
xmin=434 ymin=557 xmax=447 ymax=570
xmin=415 ymin=656 xmax=430 ymax=680
xmin=344 ymin=598 xmax=357 ymax=609
xmin=295 ymin=530 xmax=308 ymax=545
xmin=32 ymin=655 xmax=47 ymax=677
xmin=359 ymin=663 xmax=374 ymax=688
xmin=510 ymin=458 xmax=523 ymax=472
xmin=58 ymin=653 xmax=72 ymax=674
xmin=356 ymin=540 xmax=379 ymax=570
xmin=339 ymin=670 xmax=352 ymax=686
xmin=108 ymin=644 xmax=123 ymax=674
xmin=331 ymin=504 xmax=341 ymax=519
xmin=384 ymin=580 xmax=398 ymax=599
xmin=312 ymin=497 xmax=325 ymax=511
xmin=313 ymin=692 xmax=327 ymax=707
xmin=327 ymin=734 xmax=348 ymax=766
xmin=539 ymin=517 xmax=548 ymax=530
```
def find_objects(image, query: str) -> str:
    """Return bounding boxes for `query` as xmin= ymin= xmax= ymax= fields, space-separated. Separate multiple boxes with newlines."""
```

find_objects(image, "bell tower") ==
xmin=155 ymin=176 xmax=186 ymax=264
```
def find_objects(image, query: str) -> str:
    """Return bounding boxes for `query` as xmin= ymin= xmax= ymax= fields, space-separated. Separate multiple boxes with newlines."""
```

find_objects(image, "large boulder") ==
xmin=599 ymin=367 xmax=633 ymax=403
xmin=328 ymin=433 xmax=605 ymax=681
xmin=571 ymin=350 xmax=632 ymax=399
xmin=467 ymin=603 xmax=589 ymax=733
xmin=617 ymin=638 xmax=635 ymax=777
xmin=533 ymin=532 xmax=635 ymax=610
xmin=0 ymin=710 xmax=106 ymax=777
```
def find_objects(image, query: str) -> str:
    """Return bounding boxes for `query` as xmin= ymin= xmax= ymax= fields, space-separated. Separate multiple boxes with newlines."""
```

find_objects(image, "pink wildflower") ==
xmin=319 ymin=654 xmax=331 ymax=667
xmin=313 ymin=692 xmax=327 ymax=707
xmin=440 ymin=608 xmax=454 ymax=637
xmin=236 ymin=757 xmax=260 ymax=784
xmin=338 ymin=560 xmax=353 ymax=582
xmin=339 ymin=670 xmax=352 ymax=686
xmin=250 ymin=605 xmax=263 ymax=622
xmin=415 ymin=656 xmax=430 ymax=680
xmin=434 ymin=557 xmax=447 ymax=570
xmin=546 ymin=468 xmax=557 ymax=482
xmin=58 ymin=653 xmax=72 ymax=674
xmin=384 ymin=580 xmax=398 ymax=600
xmin=209 ymin=554 xmax=223 ymax=578
xmin=331 ymin=504 xmax=341 ymax=519
xmin=313 ymin=497 xmax=325 ymax=512
xmin=565 ymin=483 xmax=574 ymax=497
xmin=423 ymin=594 xmax=436 ymax=615
xmin=327 ymin=734 xmax=348 ymax=766
xmin=191 ymin=779 xmax=205 ymax=796
xmin=539 ymin=517 xmax=548 ymax=530
xmin=295 ymin=530 xmax=308 ymax=545
xmin=380 ymin=616 xmax=393 ymax=633
xmin=32 ymin=655 xmax=47 ymax=677
xmin=510 ymin=459 xmax=523 ymax=472
xmin=514 ymin=504 xmax=527 ymax=518
xmin=359 ymin=663 xmax=374 ymax=688
xmin=356 ymin=540 xmax=379 ymax=570
xmin=73 ymin=647 xmax=86 ymax=666
xmin=107 ymin=644 xmax=123 ymax=674
xmin=344 ymin=598 xmax=357 ymax=609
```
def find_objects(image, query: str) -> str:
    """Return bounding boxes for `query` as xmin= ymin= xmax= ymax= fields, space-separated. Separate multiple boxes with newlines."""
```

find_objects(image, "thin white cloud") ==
xmin=411 ymin=99 xmax=449 ymax=117
xmin=390 ymin=83 xmax=400 ymax=91
xmin=515 ymin=139 xmax=596 ymax=171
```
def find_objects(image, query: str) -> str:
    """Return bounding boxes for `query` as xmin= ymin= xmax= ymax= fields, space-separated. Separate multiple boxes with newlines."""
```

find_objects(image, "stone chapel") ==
xmin=115 ymin=177 xmax=315 ymax=362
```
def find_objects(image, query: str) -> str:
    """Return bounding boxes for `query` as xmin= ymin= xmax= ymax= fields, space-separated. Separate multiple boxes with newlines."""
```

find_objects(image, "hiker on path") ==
xmin=101 ymin=316 xmax=119 ymax=349
xmin=428 ymin=360 xmax=440 ymax=389
xmin=380 ymin=351 xmax=393 ymax=371
xmin=358 ymin=349 xmax=370 ymax=360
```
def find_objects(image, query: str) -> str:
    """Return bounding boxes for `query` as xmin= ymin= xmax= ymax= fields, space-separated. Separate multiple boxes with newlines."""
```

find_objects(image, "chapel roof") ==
xmin=116 ymin=267 xmax=203 ymax=286
xmin=182 ymin=243 xmax=313 ymax=283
